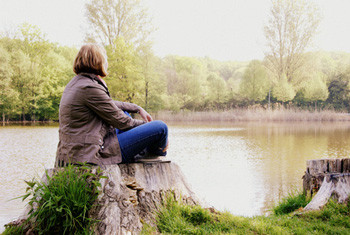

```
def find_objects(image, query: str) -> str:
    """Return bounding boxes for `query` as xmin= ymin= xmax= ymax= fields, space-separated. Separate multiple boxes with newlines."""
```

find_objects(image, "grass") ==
xmin=142 ymin=193 xmax=350 ymax=234
xmin=3 ymin=164 xmax=105 ymax=235
xmin=272 ymin=191 xmax=312 ymax=215
xmin=154 ymin=108 xmax=350 ymax=123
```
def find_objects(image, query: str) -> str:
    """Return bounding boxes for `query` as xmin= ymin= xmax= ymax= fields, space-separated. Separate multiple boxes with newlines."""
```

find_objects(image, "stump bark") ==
xmin=302 ymin=158 xmax=350 ymax=211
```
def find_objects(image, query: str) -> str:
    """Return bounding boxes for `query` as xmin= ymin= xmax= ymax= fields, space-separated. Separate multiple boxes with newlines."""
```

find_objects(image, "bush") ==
xmin=4 ymin=164 xmax=105 ymax=235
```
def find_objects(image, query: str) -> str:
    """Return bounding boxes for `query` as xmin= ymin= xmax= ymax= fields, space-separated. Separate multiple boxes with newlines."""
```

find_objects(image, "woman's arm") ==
xmin=114 ymin=101 xmax=153 ymax=122
xmin=84 ymin=86 xmax=145 ymax=130
xmin=113 ymin=101 xmax=140 ymax=113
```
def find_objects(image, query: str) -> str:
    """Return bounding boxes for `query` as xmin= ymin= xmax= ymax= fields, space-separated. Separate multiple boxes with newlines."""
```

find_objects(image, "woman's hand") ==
xmin=139 ymin=108 xmax=153 ymax=122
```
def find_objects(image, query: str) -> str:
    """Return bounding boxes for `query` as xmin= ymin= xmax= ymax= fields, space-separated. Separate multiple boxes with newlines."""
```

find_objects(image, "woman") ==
xmin=55 ymin=44 xmax=168 ymax=167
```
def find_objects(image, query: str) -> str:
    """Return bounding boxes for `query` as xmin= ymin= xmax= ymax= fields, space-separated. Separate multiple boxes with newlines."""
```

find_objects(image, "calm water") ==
xmin=1 ymin=122 xmax=350 ymax=230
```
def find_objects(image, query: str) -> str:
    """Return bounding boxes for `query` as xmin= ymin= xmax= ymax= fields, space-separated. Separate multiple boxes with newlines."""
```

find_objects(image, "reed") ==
xmin=154 ymin=108 xmax=350 ymax=123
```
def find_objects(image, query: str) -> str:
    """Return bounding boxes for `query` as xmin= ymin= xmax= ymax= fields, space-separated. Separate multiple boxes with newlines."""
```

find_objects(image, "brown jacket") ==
xmin=55 ymin=73 xmax=145 ymax=166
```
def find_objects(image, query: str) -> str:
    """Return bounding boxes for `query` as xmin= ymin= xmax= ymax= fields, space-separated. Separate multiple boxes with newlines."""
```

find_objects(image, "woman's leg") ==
xmin=117 ymin=120 xmax=168 ymax=163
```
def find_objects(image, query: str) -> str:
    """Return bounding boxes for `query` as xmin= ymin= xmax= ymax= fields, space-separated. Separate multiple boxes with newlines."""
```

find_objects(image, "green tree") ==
xmin=163 ymin=56 xmax=206 ymax=110
xmin=326 ymin=78 xmax=350 ymax=111
xmin=273 ymin=74 xmax=295 ymax=103
xmin=0 ymin=45 xmax=19 ymax=123
xmin=239 ymin=60 xmax=270 ymax=102
xmin=105 ymin=37 xmax=143 ymax=103
xmin=15 ymin=23 xmax=52 ymax=121
xmin=139 ymin=51 xmax=166 ymax=111
xmin=302 ymin=73 xmax=328 ymax=110
xmin=207 ymin=72 xmax=227 ymax=109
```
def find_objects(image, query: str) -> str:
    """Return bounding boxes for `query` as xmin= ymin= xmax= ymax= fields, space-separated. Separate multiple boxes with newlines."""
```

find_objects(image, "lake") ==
xmin=1 ymin=121 xmax=350 ymax=231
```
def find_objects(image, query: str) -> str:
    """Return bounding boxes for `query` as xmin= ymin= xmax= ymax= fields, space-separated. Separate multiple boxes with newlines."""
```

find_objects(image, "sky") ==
xmin=0 ymin=0 xmax=350 ymax=61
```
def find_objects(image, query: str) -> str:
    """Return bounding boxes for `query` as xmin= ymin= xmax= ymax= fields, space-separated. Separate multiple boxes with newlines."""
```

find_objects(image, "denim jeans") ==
xmin=116 ymin=119 xmax=168 ymax=163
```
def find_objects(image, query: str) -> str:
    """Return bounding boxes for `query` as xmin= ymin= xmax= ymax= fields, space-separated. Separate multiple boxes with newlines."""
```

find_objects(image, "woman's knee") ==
xmin=152 ymin=120 xmax=168 ymax=135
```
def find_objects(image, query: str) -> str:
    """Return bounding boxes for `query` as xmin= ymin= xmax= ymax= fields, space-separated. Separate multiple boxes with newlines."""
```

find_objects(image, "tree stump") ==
xmin=92 ymin=162 xmax=200 ymax=234
xmin=302 ymin=158 xmax=350 ymax=211
xmin=10 ymin=162 xmax=200 ymax=235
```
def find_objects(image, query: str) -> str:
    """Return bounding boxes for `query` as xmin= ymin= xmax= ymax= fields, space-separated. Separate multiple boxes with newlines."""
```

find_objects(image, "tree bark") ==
xmin=304 ymin=174 xmax=350 ymax=211
xmin=91 ymin=162 xmax=200 ymax=234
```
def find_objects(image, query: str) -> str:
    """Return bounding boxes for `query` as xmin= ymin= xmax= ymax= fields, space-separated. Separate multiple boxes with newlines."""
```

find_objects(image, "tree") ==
xmin=302 ymin=72 xmax=328 ymax=110
xmin=0 ymin=45 xmax=19 ymax=123
xmin=15 ymin=23 xmax=52 ymax=121
xmin=264 ymin=0 xmax=321 ymax=83
xmin=207 ymin=72 xmax=227 ymax=108
xmin=273 ymin=74 xmax=295 ymax=103
xmin=239 ymin=60 xmax=270 ymax=102
xmin=105 ymin=37 xmax=143 ymax=103
xmin=326 ymin=78 xmax=350 ymax=111
xmin=163 ymin=56 xmax=206 ymax=110
xmin=85 ymin=0 xmax=153 ymax=49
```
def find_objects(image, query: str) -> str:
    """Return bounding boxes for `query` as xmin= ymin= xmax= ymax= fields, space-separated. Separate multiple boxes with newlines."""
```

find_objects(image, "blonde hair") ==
xmin=73 ymin=44 xmax=108 ymax=77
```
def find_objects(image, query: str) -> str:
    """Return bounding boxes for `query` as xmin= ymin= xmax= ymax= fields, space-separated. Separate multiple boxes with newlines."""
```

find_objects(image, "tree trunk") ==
xmin=268 ymin=88 xmax=271 ymax=109
xmin=145 ymin=81 xmax=149 ymax=110
xmin=302 ymin=158 xmax=350 ymax=211
xmin=22 ymin=107 xmax=26 ymax=122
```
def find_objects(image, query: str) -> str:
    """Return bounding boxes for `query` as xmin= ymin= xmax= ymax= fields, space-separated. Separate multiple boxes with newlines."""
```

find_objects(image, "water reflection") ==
xmin=167 ymin=122 xmax=350 ymax=216
xmin=1 ymin=122 xmax=350 ymax=230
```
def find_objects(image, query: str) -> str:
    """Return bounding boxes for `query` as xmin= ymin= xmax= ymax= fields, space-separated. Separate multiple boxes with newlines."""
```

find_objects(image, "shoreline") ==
xmin=154 ymin=108 xmax=350 ymax=123
xmin=2 ymin=108 xmax=350 ymax=124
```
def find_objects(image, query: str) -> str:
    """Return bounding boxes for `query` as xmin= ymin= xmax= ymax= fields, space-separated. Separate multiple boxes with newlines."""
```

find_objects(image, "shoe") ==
xmin=135 ymin=156 xmax=164 ymax=163
xmin=133 ymin=149 xmax=170 ymax=163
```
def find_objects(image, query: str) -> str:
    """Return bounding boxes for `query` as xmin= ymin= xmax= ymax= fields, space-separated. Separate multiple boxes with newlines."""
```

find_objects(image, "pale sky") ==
xmin=0 ymin=0 xmax=350 ymax=61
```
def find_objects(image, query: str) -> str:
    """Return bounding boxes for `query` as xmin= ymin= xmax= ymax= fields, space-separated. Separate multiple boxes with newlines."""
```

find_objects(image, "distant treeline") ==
xmin=1 ymin=24 xmax=350 ymax=122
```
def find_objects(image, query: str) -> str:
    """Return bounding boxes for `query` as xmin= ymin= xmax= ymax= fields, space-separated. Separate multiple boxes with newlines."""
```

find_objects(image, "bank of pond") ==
xmin=4 ymin=190 xmax=350 ymax=234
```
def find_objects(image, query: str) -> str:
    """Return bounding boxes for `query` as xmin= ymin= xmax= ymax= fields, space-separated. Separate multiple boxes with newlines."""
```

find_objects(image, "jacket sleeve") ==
xmin=114 ymin=101 xmax=141 ymax=113
xmin=84 ymin=86 xmax=145 ymax=130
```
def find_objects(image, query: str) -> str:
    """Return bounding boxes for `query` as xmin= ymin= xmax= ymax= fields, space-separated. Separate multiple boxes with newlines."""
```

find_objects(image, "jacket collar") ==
xmin=78 ymin=73 xmax=110 ymax=96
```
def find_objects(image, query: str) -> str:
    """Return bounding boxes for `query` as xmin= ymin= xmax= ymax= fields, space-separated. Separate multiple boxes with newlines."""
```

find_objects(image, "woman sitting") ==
xmin=55 ymin=44 xmax=168 ymax=167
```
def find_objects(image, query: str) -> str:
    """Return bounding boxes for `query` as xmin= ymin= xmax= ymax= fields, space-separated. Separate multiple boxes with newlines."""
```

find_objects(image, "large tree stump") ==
xmin=9 ymin=162 xmax=200 ymax=235
xmin=92 ymin=162 xmax=200 ymax=234
xmin=302 ymin=158 xmax=350 ymax=211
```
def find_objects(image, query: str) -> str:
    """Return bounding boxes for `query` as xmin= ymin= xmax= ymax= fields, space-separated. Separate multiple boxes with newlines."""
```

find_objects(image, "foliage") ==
xmin=0 ymin=24 xmax=74 ymax=122
xmin=239 ymin=60 xmax=269 ymax=102
xmin=273 ymin=74 xmax=296 ymax=102
xmin=106 ymin=37 xmax=143 ymax=103
xmin=327 ymin=78 xmax=350 ymax=111
xmin=4 ymin=164 xmax=106 ymax=235
xmin=2 ymin=21 xmax=350 ymax=121
xmin=145 ymin=195 xmax=350 ymax=235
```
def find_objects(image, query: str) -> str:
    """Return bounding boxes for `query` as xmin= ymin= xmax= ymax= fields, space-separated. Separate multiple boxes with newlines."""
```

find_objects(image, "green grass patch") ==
xmin=3 ymin=164 xmax=106 ymax=235
xmin=273 ymin=191 xmax=311 ymax=215
xmin=145 ymin=195 xmax=350 ymax=234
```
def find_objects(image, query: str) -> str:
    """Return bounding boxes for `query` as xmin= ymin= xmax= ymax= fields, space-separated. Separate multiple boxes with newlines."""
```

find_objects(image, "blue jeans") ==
xmin=116 ymin=119 xmax=168 ymax=163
